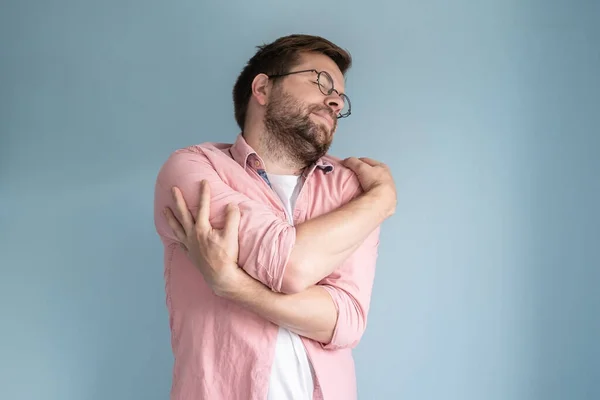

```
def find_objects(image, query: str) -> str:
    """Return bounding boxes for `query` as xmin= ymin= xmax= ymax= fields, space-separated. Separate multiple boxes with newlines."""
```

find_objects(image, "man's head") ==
xmin=233 ymin=34 xmax=352 ymax=166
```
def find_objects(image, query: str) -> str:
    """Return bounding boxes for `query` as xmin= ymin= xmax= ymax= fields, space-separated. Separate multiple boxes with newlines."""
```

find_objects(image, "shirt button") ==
xmin=254 ymin=160 xmax=261 ymax=168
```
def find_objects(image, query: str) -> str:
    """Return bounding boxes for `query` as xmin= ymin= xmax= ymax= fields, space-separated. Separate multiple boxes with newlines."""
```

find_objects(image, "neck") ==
xmin=243 ymin=125 xmax=308 ymax=176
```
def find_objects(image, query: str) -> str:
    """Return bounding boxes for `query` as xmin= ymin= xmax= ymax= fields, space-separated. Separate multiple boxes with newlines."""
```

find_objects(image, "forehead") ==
xmin=295 ymin=52 xmax=346 ymax=92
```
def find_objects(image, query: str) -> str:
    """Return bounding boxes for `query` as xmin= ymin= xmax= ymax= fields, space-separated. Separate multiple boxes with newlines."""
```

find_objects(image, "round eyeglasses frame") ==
xmin=267 ymin=69 xmax=351 ymax=119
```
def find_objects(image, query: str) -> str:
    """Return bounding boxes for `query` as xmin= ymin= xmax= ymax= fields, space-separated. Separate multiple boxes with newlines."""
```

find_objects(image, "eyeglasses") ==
xmin=267 ymin=69 xmax=351 ymax=118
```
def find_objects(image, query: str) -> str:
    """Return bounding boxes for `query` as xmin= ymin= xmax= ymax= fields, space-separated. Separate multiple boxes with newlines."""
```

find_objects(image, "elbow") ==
xmin=328 ymin=322 xmax=366 ymax=350
xmin=280 ymin=246 xmax=318 ymax=294
xmin=347 ymin=315 xmax=367 ymax=345
xmin=322 ymin=291 xmax=368 ymax=350
xmin=280 ymin=261 xmax=311 ymax=294
xmin=349 ymin=324 xmax=367 ymax=347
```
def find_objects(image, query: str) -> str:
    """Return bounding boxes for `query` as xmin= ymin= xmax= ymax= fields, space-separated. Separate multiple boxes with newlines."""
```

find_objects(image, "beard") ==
xmin=263 ymin=88 xmax=337 ymax=168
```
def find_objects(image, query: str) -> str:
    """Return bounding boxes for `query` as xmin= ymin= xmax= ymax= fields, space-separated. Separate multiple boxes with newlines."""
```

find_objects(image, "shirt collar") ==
xmin=229 ymin=133 xmax=334 ymax=174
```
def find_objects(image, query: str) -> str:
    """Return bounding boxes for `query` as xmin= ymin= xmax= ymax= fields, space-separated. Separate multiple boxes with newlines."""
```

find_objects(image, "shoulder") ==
xmin=161 ymin=141 xmax=233 ymax=165
xmin=320 ymin=154 xmax=363 ymax=200
xmin=156 ymin=141 xmax=234 ymax=183
xmin=170 ymin=141 xmax=232 ymax=158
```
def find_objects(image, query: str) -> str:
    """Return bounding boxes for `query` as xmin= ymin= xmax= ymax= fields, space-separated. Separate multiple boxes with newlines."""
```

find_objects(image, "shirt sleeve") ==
xmin=317 ymin=174 xmax=382 ymax=350
xmin=319 ymin=225 xmax=381 ymax=350
xmin=154 ymin=147 xmax=295 ymax=292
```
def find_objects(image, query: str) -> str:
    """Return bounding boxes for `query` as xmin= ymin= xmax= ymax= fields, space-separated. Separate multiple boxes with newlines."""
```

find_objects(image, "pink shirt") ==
xmin=154 ymin=134 xmax=381 ymax=400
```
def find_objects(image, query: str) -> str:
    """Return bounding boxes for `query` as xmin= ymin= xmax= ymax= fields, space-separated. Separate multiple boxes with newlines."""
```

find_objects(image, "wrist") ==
xmin=212 ymin=265 xmax=246 ymax=299
xmin=366 ymin=185 xmax=396 ymax=219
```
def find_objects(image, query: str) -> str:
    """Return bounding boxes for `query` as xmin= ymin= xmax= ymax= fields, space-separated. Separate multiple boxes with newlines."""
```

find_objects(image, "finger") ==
xmin=358 ymin=157 xmax=383 ymax=167
xmin=196 ymin=180 xmax=212 ymax=231
xmin=163 ymin=207 xmax=187 ymax=243
xmin=223 ymin=203 xmax=241 ymax=239
xmin=342 ymin=157 xmax=366 ymax=172
xmin=171 ymin=187 xmax=195 ymax=234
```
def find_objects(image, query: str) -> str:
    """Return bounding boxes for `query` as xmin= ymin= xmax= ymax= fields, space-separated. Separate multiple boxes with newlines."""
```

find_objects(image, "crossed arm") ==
xmin=154 ymin=147 xmax=393 ymax=347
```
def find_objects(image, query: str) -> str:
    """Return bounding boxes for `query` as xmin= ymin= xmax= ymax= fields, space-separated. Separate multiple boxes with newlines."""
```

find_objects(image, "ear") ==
xmin=251 ymin=73 xmax=271 ymax=106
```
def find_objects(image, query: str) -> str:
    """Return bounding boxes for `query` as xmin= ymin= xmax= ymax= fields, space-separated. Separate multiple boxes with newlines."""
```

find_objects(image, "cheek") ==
xmin=294 ymin=86 xmax=323 ymax=105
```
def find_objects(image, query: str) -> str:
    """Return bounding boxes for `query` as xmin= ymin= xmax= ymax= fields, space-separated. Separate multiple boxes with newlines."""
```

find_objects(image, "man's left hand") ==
xmin=163 ymin=180 xmax=242 ymax=296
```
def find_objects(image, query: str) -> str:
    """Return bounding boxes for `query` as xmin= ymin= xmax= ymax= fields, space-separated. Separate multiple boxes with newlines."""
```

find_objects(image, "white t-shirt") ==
xmin=266 ymin=172 xmax=314 ymax=400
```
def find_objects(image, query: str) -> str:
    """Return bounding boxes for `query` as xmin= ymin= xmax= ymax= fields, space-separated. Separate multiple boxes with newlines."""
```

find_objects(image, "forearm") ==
xmin=220 ymin=268 xmax=338 ymax=344
xmin=283 ymin=188 xmax=389 ymax=292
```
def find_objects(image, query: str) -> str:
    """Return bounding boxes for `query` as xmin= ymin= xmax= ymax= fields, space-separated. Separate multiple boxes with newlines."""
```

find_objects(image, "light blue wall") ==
xmin=1 ymin=1 xmax=598 ymax=399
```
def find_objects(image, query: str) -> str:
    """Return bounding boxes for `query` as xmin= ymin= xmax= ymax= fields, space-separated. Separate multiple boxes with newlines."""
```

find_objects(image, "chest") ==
xmin=222 ymin=164 xmax=349 ymax=225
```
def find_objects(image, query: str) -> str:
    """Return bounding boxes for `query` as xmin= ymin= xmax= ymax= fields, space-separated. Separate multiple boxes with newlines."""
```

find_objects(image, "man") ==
xmin=154 ymin=34 xmax=396 ymax=400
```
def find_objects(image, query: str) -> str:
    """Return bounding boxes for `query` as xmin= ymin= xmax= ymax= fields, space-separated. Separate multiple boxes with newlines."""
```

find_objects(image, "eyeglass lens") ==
xmin=317 ymin=72 xmax=351 ymax=118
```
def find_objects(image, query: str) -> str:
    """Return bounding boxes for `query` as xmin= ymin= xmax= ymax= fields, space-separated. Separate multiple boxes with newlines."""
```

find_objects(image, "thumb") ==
xmin=358 ymin=157 xmax=382 ymax=167
xmin=224 ymin=203 xmax=241 ymax=237
xmin=342 ymin=157 xmax=365 ymax=172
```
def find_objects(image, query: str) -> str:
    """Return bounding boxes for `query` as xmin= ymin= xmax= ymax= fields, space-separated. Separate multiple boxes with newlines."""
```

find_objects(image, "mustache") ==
xmin=307 ymin=104 xmax=336 ymax=120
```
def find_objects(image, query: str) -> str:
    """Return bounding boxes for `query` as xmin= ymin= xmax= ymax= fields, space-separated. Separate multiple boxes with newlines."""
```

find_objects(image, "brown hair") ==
xmin=232 ymin=34 xmax=352 ymax=131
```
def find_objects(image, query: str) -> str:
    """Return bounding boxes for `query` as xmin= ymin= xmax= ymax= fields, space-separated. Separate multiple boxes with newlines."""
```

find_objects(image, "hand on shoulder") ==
xmin=342 ymin=156 xmax=397 ymax=218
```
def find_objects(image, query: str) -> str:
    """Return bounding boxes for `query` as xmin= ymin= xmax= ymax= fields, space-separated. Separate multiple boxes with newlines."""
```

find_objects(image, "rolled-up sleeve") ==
xmin=154 ymin=148 xmax=295 ymax=292
xmin=319 ymin=223 xmax=381 ymax=350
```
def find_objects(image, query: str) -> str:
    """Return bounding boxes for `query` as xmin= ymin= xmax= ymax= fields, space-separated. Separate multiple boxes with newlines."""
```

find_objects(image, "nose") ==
xmin=324 ymin=92 xmax=344 ymax=117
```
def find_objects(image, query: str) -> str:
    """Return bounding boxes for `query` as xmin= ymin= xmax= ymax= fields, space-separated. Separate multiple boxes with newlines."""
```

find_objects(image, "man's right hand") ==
xmin=343 ymin=157 xmax=397 ymax=218
xmin=164 ymin=180 xmax=244 ymax=297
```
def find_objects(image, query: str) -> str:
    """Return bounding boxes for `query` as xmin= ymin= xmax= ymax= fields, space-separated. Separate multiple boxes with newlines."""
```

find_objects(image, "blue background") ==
xmin=1 ymin=0 xmax=598 ymax=399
